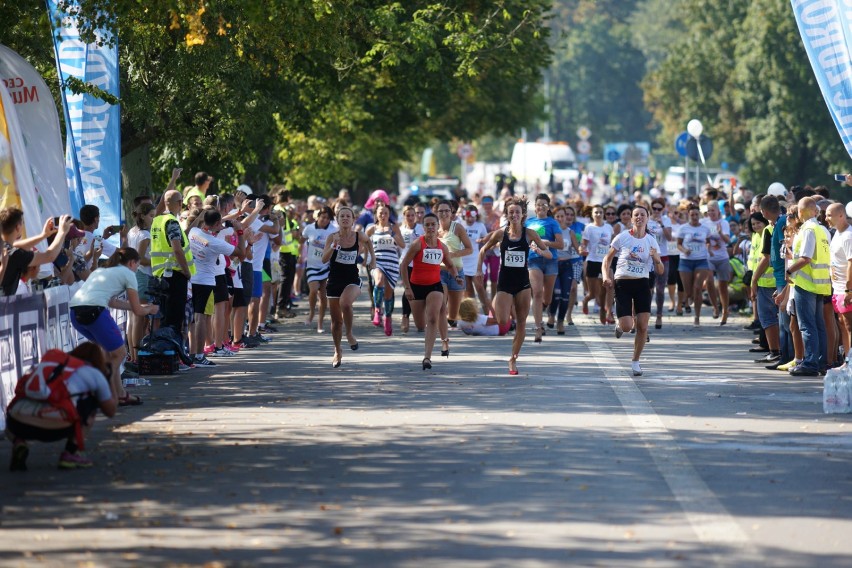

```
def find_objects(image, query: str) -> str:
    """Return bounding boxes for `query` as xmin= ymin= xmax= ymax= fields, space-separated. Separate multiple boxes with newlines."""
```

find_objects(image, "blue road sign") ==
xmin=606 ymin=149 xmax=621 ymax=162
xmin=675 ymin=132 xmax=689 ymax=157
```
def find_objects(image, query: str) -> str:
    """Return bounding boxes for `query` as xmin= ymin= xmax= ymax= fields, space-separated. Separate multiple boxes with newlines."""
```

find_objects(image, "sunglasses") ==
xmin=652 ymin=206 xmax=663 ymax=211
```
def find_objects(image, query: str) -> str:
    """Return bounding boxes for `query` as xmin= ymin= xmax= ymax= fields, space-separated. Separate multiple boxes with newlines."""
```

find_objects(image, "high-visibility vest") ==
xmin=748 ymin=231 xmax=762 ymax=272
xmin=281 ymin=216 xmax=300 ymax=255
xmin=792 ymin=219 xmax=831 ymax=295
xmin=757 ymin=226 xmax=775 ymax=288
xmin=150 ymin=213 xmax=196 ymax=277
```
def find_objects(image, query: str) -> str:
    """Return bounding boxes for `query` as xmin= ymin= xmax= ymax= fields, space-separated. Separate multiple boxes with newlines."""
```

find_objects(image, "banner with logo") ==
xmin=46 ymin=0 xmax=122 ymax=226
xmin=0 ymin=45 xmax=72 ymax=223
xmin=791 ymin=0 xmax=852 ymax=158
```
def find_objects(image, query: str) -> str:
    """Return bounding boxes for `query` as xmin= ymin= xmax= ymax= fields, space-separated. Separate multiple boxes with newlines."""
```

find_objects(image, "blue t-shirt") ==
xmin=525 ymin=216 xmax=561 ymax=260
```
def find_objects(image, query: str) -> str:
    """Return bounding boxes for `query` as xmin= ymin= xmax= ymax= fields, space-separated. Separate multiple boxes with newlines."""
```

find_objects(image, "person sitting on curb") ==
xmin=6 ymin=342 xmax=117 ymax=471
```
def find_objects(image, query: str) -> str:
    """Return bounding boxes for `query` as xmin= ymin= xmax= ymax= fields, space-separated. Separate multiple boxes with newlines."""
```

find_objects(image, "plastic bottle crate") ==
xmin=138 ymin=350 xmax=179 ymax=376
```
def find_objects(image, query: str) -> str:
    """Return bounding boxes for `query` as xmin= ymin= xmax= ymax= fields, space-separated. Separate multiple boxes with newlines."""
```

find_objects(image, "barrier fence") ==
xmin=0 ymin=285 xmax=128 ymax=430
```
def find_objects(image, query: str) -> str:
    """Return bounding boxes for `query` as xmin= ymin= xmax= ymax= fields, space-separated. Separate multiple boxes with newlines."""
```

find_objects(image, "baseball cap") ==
xmin=236 ymin=184 xmax=253 ymax=196
xmin=767 ymin=182 xmax=787 ymax=197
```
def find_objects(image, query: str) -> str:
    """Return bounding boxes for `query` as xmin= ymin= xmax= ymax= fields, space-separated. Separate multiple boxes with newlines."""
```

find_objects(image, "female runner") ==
xmin=701 ymin=200 xmax=732 ymax=324
xmin=581 ymin=205 xmax=615 ymax=324
xmin=526 ymin=194 xmax=563 ymax=342
xmin=301 ymin=205 xmax=337 ymax=333
xmin=677 ymin=204 xmax=712 ymax=326
xmin=436 ymin=200 xmax=473 ymax=331
xmin=646 ymin=197 xmax=673 ymax=329
xmin=613 ymin=204 xmax=633 ymax=237
xmin=366 ymin=201 xmax=405 ymax=336
xmin=322 ymin=207 xmax=376 ymax=368
xmin=398 ymin=205 xmax=424 ymax=333
xmin=667 ymin=205 xmax=685 ymax=314
xmin=548 ymin=206 xmax=583 ymax=333
xmin=477 ymin=196 xmax=553 ymax=376
xmin=399 ymin=213 xmax=461 ymax=370
xmin=603 ymin=206 xmax=664 ymax=376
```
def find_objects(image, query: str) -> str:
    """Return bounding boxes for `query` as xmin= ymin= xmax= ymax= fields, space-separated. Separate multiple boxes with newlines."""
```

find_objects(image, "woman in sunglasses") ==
xmin=580 ymin=205 xmax=615 ymax=324
xmin=646 ymin=198 xmax=673 ymax=329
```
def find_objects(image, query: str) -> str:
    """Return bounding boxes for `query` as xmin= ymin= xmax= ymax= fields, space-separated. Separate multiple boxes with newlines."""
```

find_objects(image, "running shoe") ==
xmin=223 ymin=341 xmax=240 ymax=353
xmin=631 ymin=361 xmax=642 ymax=376
xmin=372 ymin=310 xmax=382 ymax=326
xmin=614 ymin=325 xmax=624 ymax=339
xmin=776 ymin=360 xmax=798 ymax=372
xmin=251 ymin=333 xmax=271 ymax=344
xmin=383 ymin=315 xmax=393 ymax=336
xmin=233 ymin=339 xmax=258 ymax=349
xmin=177 ymin=362 xmax=195 ymax=372
xmin=210 ymin=347 xmax=234 ymax=358
xmin=58 ymin=450 xmax=93 ymax=469
xmin=203 ymin=344 xmax=215 ymax=355
xmin=9 ymin=443 xmax=28 ymax=472
xmin=258 ymin=324 xmax=278 ymax=333
xmin=194 ymin=355 xmax=217 ymax=366
xmin=754 ymin=352 xmax=781 ymax=364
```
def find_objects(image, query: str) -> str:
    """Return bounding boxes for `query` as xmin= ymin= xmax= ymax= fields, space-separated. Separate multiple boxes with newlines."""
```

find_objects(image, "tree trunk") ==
xmin=121 ymin=142 xmax=152 ymax=219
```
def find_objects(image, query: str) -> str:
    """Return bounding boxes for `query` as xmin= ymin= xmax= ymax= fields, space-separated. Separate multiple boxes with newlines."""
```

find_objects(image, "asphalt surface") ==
xmin=1 ymin=298 xmax=851 ymax=567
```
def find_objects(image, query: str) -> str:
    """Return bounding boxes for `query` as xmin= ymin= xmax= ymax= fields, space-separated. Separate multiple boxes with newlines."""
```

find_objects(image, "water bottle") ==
xmin=123 ymin=378 xmax=151 ymax=388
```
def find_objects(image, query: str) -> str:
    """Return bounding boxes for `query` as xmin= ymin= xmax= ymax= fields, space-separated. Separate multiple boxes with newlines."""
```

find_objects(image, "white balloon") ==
xmin=687 ymin=119 xmax=703 ymax=138
xmin=767 ymin=182 xmax=787 ymax=197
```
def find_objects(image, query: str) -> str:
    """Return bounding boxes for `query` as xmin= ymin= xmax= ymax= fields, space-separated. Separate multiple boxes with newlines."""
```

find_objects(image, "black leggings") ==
xmin=163 ymin=271 xmax=189 ymax=334
xmin=278 ymin=253 xmax=298 ymax=309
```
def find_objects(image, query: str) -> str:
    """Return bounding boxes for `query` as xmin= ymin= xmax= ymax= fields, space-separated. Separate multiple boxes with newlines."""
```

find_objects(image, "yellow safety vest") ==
xmin=281 ymin=216 xmax=300 ymax=255
xmin=792 ymin=219 xmax=831 ymax=295
xmin=150 ymin=213 xmax=196 ymax=277
xmin=748 ymin=231 xmax=762 ymax=272
xmin=757 ymin=226 xmax=775 ymax=288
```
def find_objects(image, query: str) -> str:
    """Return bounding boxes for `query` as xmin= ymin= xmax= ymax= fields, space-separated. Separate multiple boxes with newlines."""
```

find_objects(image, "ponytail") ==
xmin=107 ymin=247 xmax=140 ymax=268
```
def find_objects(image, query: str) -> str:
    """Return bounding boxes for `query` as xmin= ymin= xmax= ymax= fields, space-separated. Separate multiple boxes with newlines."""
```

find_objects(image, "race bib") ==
xmin=504 ymin=250 xmax=526 ymax=268
xmin=422 ymin=248 xmax=443 ymax=265
xmin=374 ymin=237 xmax=395 ymax=250
xmin=625 ymin=259 xmax=645 ymax=275
xmin=595 ymin=244 xmax=609 ymax=257
xmin=335 ymin=249 xmax=357 ymax=264
xmin=687 ymin=241 xmax=704 ymax=254
xmin=311 ymin=245 xmax=324 ymax=260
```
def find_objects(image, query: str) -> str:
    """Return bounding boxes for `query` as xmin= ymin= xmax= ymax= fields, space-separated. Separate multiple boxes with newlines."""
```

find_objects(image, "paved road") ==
xmin=1 ymin=301 xmax=851 ymax=567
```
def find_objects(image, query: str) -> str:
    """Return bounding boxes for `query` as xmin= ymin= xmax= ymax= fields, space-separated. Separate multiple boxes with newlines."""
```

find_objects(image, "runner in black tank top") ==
xmin=476 ymin=197 xmax=553 ymax=376
xmin=498 ymin=228 xmax=531 ymax=296
xmin=327 ymin=232 xmax=360 ymax=298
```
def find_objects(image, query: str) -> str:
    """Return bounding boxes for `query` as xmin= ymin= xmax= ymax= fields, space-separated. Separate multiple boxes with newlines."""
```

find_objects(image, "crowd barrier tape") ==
xmin=0 ymin=285 xmax=128 ymax=430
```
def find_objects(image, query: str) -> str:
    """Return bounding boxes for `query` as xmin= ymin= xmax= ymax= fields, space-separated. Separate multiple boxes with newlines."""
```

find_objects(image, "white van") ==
xmin=510 ymin=142 xmax=579 ymax=192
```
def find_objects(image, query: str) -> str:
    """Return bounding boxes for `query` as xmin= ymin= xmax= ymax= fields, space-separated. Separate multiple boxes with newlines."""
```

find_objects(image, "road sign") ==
xmin=686 ymin=135 xmax=713 ymax=162
xmin=675 ymin=132 xmax=689 ymax=157
xmin=577 ymin=140 xmax=591 ymax=154
xmin=606 ymin=149 xmax=621 ymax=162
xmin=576 ymin=126 xmax=591 ymax=140
xmin=457 ymin=143 xmax=473 ymax=160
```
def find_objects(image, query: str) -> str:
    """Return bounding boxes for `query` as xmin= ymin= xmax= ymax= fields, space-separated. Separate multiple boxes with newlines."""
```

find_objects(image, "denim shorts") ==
xmin=528 ymin=256 xmax=558 ymax=276
xmin=440 ymin=267 xmax=466 ymax=292
xmin=678 ymin=257 xmax=710 ymax=273
xmin=756 ymin=286 xmax=779 ymax=329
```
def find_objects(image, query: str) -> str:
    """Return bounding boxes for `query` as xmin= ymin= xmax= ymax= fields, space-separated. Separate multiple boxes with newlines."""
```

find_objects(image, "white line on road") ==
xmin=577 ymin=325 xmax=762 ymax=563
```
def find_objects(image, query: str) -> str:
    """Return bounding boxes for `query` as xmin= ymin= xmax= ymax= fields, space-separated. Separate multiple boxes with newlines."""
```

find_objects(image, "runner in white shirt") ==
xmin=301 ymin=206 xmax=338 ymax=333
xmin=676 ymin=205 xmax=712 ymax=326
xmin=603 ymin=205 xmax=664 ymax=376
xmin=580 ymin=205 xmax=615 ymax=324
xmin=647 ymin=198 xmax=673 ymax=329
xmin=826 ymin=203 xmax=852 ymax=362
xmin=667 ymin=207 xmax=685 ymax=314
xmin=461 ymin=204 xmax=492 ymax=316
xmin=701 ymin=200 xmax=733 ymax=324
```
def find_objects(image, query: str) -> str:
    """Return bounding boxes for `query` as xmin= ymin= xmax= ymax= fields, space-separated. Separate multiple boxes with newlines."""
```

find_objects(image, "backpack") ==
xmin=139 ymin=327 xmax=193 ymax=364
xmin=9 ymin=349 xmax=87 ymax=449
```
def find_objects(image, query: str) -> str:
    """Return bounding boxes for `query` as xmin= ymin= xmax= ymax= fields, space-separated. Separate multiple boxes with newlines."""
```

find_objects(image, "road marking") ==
xmin=577 ymin=325 xmax=761 ymax=560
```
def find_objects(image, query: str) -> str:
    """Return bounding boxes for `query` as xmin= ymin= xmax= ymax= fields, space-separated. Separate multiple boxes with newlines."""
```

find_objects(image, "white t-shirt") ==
xmin=250 ymin=218 xmax=272 ymax=271
xmin=610 ymin=232 xmax=658 ymax=279
xmin=462 ymin=221 xmax=488 ymax=275
xmin=303 ymin=222 xmax=338 ymax=268
xmin=647 ymin=216 xmax=671 ymax=257
xmin=188 ymin=227 xmax=235 ymax=286
xmin=582 ymin=223 xmax=614 ymax=262
xmin=74 ymin=230 xmax=117 ymax=261
xmin=678 ymin=223 xmax=711 ymax=260
xmin=69 ymin=265 xmax=138 ymax=308
xmin=127 ymin=226 xmax=152 ymax=276
xmin=830 ymin=226 xmax=852 ymax=294
xmin=668 ymin=222 xmax=683 ymax=256
xmin=458 ymin=314 xmax=501 ymax=336
xmin=701 ymin=218 xmax=730 ymax=261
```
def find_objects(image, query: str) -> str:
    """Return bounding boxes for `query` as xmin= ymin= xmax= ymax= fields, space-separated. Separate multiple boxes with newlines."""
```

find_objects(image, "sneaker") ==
xmin=266 ymin=317 xmax=280 ymax=324
xmin=754 ymin=352 xmax=781 ymax=364
xmin=258 ymin=324 xmax=278 ymax=333
xmin=194 ymin=355 xmax=217 ymax=366
xmin=372 ymin=310 xmax=381 ymax=326
xmin=383 ymin=315 xmax=393 ymax=336
xmin=58 ymin=450 xmax=93 ymax=469
xmin=203 ymin=344 xmax=215 ymax=355
xmin=614 ymin=325 xmax=624 ymax=339
xmin=223 ymin=341 xmax=240 ymax=353
xmin=777 ymin=360 xmax=798 ymax=372
xmin=233 ymin=338 xmax=258 ymax=349
xmin=252 ymin=333 xmax=270 ymax=344
xmin=631 ymin=361 xmax=642 ymax=376
xmin=9 ymin=443 xmax=28 ymax=472
xmin=177 ymin=362 xmax=195 ymax=372
xmin=211 ymin=346 xmax=234 ymax=358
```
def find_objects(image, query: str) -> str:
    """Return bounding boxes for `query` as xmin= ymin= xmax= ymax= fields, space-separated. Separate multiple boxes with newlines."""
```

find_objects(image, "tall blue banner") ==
xmin=46 ymin=0 xmax=122 ymax=227
xmin=792 ymin=0 xmax=852 ymax=158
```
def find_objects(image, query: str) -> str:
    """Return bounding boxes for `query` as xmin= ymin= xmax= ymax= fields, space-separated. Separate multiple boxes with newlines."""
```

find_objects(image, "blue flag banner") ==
xmin=791 ymin=0 xmax=852 ymax=158
xmin=46 ymin=0 xmax=121 ymax=226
